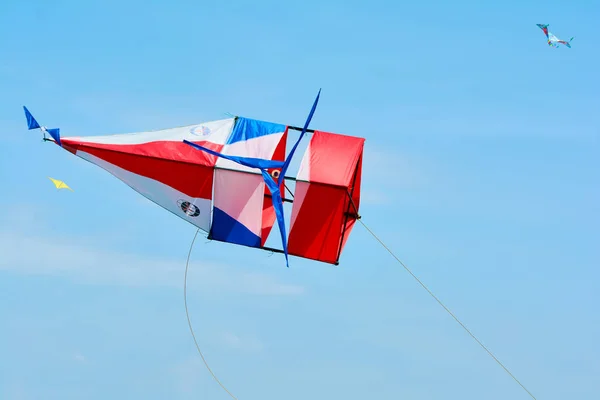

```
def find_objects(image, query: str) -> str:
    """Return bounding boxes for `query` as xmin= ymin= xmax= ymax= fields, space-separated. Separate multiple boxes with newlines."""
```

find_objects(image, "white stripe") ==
xmin=213 ymin=169 xmax=264 ymax=237
xmin=76 ymin=150 xmax=212 ymax=232
xmin=295 ymin=139 xmax=312 ymax=182
xmin=65 ymin=118 xmax=235 ymax=146
xmin=216 ymin=132 xmax=285 ymax=173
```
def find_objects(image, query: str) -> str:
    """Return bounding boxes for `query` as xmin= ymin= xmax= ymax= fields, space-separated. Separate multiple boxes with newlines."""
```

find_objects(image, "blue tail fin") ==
xmin=23 ymin=106 xmax=40 ymax=130
xmin=22 ymin=106 xmax=62 ymax=146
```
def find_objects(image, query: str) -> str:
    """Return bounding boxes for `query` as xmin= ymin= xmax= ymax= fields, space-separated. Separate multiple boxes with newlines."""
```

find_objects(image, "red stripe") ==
xmin=304 ymin=130 xmax=365 ymax=186
xmin=62 ymin=139 xmax=223 ymax=166
xmin=287 ymin=183 xmax=348 ymax=264
xmin=62 ymin=139 xmax=223 ymax=198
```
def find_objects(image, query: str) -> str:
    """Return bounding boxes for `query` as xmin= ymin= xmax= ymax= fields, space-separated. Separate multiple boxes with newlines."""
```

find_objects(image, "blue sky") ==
xmin=1 ymin=0 xmax=598 ymax=399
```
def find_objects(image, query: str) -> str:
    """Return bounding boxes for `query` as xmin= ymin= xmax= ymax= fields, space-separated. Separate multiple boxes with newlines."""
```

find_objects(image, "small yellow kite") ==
xmin=48 ymin=177 xmax=73 ymax=191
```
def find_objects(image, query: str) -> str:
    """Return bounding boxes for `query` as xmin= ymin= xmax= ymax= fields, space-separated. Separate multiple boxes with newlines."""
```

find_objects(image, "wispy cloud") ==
xmin=73 ymin=352 xmax=86 ymax=363
xmin=0 ymin=208 xmax=304 ymax=297
xmin=169 ymin=357 xmax=204 ymax=398
xmin=1 ymin=381 xmax=30 ymax=400
xmin=221 ymin=331 xmax=264 ymax=353
xmin=360 ymin=145 xmax=432 ymax=205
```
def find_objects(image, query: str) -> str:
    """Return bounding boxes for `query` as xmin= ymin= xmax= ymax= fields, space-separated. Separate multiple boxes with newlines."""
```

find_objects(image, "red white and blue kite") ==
xmin=23 ymin=91 xmax=365 ymax=267
xmin=537 ymin=23 xmax=574 ymax=48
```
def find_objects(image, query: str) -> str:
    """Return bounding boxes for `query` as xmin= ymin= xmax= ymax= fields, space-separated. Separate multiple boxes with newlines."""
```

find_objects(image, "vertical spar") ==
xmin=184 ymin=89 xmax=321 ymax=267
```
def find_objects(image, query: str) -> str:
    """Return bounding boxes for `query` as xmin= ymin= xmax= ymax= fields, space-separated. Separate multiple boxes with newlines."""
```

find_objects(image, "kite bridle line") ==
xmin=356 ymin=218 xmax=538 ymax=400
xmin=184 ymin=227 xmax=238 ymax=400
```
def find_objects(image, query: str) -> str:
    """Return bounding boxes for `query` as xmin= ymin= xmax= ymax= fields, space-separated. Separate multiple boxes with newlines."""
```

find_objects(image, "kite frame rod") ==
xmin=264 ymin=193 xmax=293 ymax=203
xmin=334 ymin=155 xmax=362 ymax=265
xmin=261 ymin=246 xmax=285 ymax=255
xmin=287 ymin=125 xmax=315 ymax=134
xmin=206 ymin=235 xmax=336 ymax=265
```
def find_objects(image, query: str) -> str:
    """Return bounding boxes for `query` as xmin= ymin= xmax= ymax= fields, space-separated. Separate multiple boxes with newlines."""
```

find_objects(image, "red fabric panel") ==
xmin=287 ymin=182 xmax=348 ymax=264
xmin=61 ymin=139 xmax=223 ymax=166
xmin=61 ymin=139 xmax=221 ymax=199
xmin=303 ymin=130 xmax=365 ymax=187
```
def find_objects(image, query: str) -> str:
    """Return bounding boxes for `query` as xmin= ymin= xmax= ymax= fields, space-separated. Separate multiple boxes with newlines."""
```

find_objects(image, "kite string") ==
xmin=184 ymin=228 xmax=238 ymax=400
xmin=357 ymin=219 xmax=537 ymax=400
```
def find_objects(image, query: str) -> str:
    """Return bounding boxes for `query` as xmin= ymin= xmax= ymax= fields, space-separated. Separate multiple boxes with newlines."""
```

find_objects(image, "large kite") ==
xmin=23 ymin=91 xmax=365 ymax=267
xmin=537 ymin=23 xmax=574 ymax=48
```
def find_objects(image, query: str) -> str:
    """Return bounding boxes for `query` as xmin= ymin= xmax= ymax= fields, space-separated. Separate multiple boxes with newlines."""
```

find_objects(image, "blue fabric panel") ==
xmin=211 ymin=207 xmax=261 ymax=248
xmin=226 ymin=117 xmax=286 ymax=145
xmin=46 ymin=128 xmax=61 ymax=146
xmin=23 ymin=106 xmax=40 ymax=130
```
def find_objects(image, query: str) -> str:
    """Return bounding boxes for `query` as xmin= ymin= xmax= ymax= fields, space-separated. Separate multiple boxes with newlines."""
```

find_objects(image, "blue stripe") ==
xmin=184 ymin=140 xmax=284 ymax=170
xmin=262 ymin=169 xmax=289 ymax=267
xmin=226 ymin=117 xmax=286 ymax=145
xmin=210 ymin=207 xmax=261 ymax=248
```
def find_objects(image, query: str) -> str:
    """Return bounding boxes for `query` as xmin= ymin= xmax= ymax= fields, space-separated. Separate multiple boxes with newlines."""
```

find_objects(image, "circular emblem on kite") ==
xmin=190 ymin=125 xmax=212 ymax=137
xmin=271 ymin=169 xmax=280 ymax=179
xmin=177 ymin=200 xmax=200 ymax=217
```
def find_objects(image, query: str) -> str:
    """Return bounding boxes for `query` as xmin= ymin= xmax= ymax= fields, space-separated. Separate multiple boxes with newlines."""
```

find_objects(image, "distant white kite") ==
xmin=537 ymin=24 xmax=574 ymax=48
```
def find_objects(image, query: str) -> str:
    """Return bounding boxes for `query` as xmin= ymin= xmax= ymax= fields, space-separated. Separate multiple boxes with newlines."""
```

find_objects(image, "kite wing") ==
xmin=48 ymin=177 xmax=73 ymax=191
xmin=557 ymin=36 xmax=574 ymax=48
xmin=536 ymin=23 xmax=549 ymax=38
xmin=24 ymin=93 xmax=365 ymax=267
xmin=537 ymin=24 xmax=574 ymax=48
xmin=549 ymin=32 xmax=574 ymax=48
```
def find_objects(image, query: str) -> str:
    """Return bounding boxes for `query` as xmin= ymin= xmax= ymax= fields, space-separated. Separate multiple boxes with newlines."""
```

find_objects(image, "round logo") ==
xmin=177 ymin=200 xmax=200 ymax=217
xmin=190 ymin=125 xmax=212 ymax=137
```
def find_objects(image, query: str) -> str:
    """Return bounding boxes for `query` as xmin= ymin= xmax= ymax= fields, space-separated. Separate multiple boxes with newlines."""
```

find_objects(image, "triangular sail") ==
xmin=58 ymin=117 xmax=288 ymax=238
xmin=59 ymin=119 xmax=235 ymax=233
